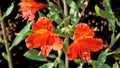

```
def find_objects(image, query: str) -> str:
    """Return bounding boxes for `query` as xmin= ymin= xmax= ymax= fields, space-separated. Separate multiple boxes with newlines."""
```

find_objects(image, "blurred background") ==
xmin=0 ymin=0 xmax=120 ymax=68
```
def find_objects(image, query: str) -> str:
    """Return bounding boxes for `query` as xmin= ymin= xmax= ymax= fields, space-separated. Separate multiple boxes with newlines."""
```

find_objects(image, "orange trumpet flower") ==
xmin=25 ymin=17 xmax=63 ymax=57
xmin=19 ymin=0 xmax=46 ymax=22
xmin=66 ymin=23 xmax=103 ymax=63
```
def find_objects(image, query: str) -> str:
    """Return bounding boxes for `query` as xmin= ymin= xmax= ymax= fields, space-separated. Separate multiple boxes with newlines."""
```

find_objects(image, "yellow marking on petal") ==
xmin=74 ymin=35 xmax=93 ymax=43
xmin=26 ymin=2 xmax=32 ymax=7
xmin=35 ymin=29 xmax=48 ymax=34
xmin=79 ymin=35 xmax=92 ymax=39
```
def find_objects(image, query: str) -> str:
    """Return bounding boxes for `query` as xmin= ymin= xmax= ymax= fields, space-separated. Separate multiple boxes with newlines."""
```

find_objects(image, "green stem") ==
xmin=62 ymin=0 xmax=69 ymax=68
xmin=62 ymin=0 xmax=68 ymax=27
xmin=72 ymin=0 xmax=89 ymax=30
xmin=53 ymin=50 xmax=63 ymax=68
xmin=62 ymin=0 xmax=68 ymax=18
xmin=65 ymin=56 xmax=69 ymax=68
xmin=0 ymin=7 xmax=13 ymax=68
xmin=75 ymin=0 xmax=89 ymax=25
xmin=64 ymin=37 xmax=69 ymax=68
xmin=104 ymin=32 xmax=120 ymax=53
xmin=55 ymin=0 xmax=65 ymax=19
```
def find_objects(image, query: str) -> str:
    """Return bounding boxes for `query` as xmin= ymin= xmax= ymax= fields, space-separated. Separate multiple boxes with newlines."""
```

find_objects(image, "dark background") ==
xmin=0 ymin=0 xmax=120 ymax=68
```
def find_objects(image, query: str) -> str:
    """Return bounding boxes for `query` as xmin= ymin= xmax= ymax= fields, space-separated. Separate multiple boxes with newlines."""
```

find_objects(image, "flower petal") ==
xmin=66 ymin=43 xmax=79 ymax=60
xmin=40 ymin=45 xmax=53 ymax=57
xmin=52 ymin=38 xmax=63 ymax=51
xmin=79 ymin=47 xmax=90 ymax=63
xmin=30 ymin=1 xmax=46 ymax=13
xmin=73 ymin=23 xmax=94 ymax=40
xmin=19 ymin=2 xmax=35 ymax=21
xmin=32 ymin=17 xmax=53 ymax=32
xmin=25 ymin=34 xmax=42 ymax=49
xmin=25 ymin=32 xmax=54 ymax=49
xmin=32 ymin=23 xmax=41 ymax=32
xmin=18 ymin=0 xmax=46 ymax=22
xmin=77 ymin=38 xmax=103 ymax=52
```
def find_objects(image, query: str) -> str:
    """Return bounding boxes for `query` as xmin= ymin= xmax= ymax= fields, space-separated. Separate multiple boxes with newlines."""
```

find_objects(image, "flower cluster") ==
xmin=18 ymin=0 xmax=104 ymax=63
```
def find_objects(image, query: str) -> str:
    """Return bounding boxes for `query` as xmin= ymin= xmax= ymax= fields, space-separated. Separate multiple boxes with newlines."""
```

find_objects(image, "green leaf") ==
xmin=52 ymin=27 xmax=65 ymax=37
xmin=2 ymin=2 xmax=14 ymax=19
xmin=73 ymin=59 xmax=85 ymax=68
xmin=47 ymin=13 xmax=62 ymax=25
xmin=97 ymin=53 xmax=108 ymax=63
xmin=104 ymin=0 xmax=112 ymax=14
xmin=38 ymin=11 xmax=45 ymax=17
xmin=108 ymin=48 xmax=120 ymax=55
xmin=95 ymin=0 xmax=115 ymax=20
xmin=62 ymin=37 xmax=69 ymax=53
xmin=0 ymin=38 xmax=4 ymax=43
xmin=95 ymin=5 xmax=107 ymax=19
xmin=66 ymin=0 xmax=73 ymax=7
xmin=74 ymin=59 xmax=85 ymax=64
xmin=69 ymin=1 xmax=79 ymax=24
xmin=39 ymin=63 xmax=54 ymax=68
xmin=95 ymin=5 xmax=115 ymax=19
xmin=69 ymin=1 xmax=77 ymax=9
xmin=48 ymin=2 xmax=59 ymax=10
xmin=107 ymin=18 xmax=115 ymax=31
xmin=59 ymin=59 xmax=65 ymax=68
xmin=24 ymin=30 xmax=33 ymax=36
xmin=70 ymin=7 xmax=79 ymax=24
xmin=61 ymin=27 xmax=66 ymax=33
xmin=76 ymin=0 xmax=84 ymax=8
xmin=66 ymin=0 xmax=80 ymax=25
xmin=54 ymin=14 xmax=62 ymax=24
xmin=2 ymin=52 xmax=8 ymax=61
xmin=95 ymin=0 xmax=115 ymax=31
xmin=91 ymin=60 xmax=111 ymax=68
xmin=77 ymin=63 xmax=84 ymax=68
xmin=47 ymin=1 xmax=63 ymax=25
xmin=47 ymin=4 xmax=62 ymax=25
xmin=105 ymin=0 xmax=115 ymax=32
xmin=116 ymin=21 xmax=120 ymax=27
xmin=67 ymin=0 xmax=84 ymax=9
xmin=48 ymin=54 xmax=57 ymax=59
xmin=10 ymin=22 xmax=32 ymax=50
xmin=111 ymin=32 xmax=115 ymax=42
xmin=95 ymin=0 xmax=116 ymax=41
xmin=112 ymin=62 xmax=119 ymax=68
xmin=24 ymin=49 xmax=47 ymax=61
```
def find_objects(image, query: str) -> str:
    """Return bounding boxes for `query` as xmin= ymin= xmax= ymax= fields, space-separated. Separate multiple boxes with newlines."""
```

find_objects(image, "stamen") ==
xmin=38 ymin=51 xmax=41 ymax=56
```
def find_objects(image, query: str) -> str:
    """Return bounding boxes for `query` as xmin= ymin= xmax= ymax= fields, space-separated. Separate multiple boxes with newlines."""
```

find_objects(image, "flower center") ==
xmin=74 ymin=35 xmax=92 ymax=43
xmin=35 ymin=29 xmax=48 ymax=34
xmin=26 ymin=2 xmax=32 ymax=7
xmin=78 ymin=35 xmax=92 ymax=39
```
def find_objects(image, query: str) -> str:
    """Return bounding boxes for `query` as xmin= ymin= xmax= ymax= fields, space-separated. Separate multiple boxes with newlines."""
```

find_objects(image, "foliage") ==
xmin=0 ymin=0 xmax=120 ymax=68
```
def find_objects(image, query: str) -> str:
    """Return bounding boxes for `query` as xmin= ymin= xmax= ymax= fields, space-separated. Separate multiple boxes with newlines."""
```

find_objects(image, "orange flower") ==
xmin=66 ymin=23 xmax=103 ymax=63
xmin=19 ymin=0 xmax=46 ymax=22
xmin=25 ymin=17 xmax=63 ymax=57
